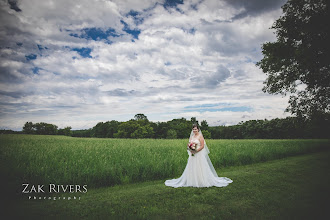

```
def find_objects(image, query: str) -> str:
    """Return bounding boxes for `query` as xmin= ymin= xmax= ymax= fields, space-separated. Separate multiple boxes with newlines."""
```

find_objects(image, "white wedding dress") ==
xmin=165 ymin=137 xmax=233 ymax=188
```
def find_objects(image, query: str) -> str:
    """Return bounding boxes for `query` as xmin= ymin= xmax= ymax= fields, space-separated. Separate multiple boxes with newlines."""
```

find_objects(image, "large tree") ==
xmin=257 ymin=0 xmax=330 ymax=119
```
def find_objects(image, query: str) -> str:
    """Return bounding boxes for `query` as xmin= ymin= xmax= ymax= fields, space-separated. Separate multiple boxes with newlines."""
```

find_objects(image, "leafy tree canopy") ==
xmin=257 ymin=0 xmax=330 ymax=119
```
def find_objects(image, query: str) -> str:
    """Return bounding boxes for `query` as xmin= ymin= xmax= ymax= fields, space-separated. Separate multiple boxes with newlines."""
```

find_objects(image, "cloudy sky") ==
xmin=0 ymin=0 xmax=291 ymax=131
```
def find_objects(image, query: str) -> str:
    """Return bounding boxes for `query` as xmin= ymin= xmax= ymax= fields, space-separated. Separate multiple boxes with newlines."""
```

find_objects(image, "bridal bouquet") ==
xmin=187 ymin=142 xmax=197 ymax=156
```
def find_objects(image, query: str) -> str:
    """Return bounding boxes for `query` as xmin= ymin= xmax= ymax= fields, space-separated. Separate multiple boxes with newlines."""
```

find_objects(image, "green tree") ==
xmin=114 ymin=120 xmax=139 ymax=138
xmin=58 ymin=126 xmax=72 ymax=136
xmin=153 ymin=122 xmax=168 ymax=138
xmin=131 ymin=124 xmax=145 ymax=138
xmin=200 ymin=120 xmax=209 ymax=131
xmin=143 ymin=124 xmax=155 ymax=138
xmin=34 ymin=122 xmax=58 ymax=135
xmin=92 ymin=122 xmax=107 ymax=138
xmin=131 ymin=124 xmax=155 ymax=138
xmin=92 ymin=120 xmax=120 ymax=138
xmin=71 ymin=129 xmax=93 ymax=137
xmin=256 ymin=0 xmax=330 ymax=119
xmin=191 ymin=117 xmax=198 ymax=125
xmin=167 ymin=118 xmax=191 ymax=138
xmin=134 ymin=113 xmax=148 ymax=121
xmin=133 ymin=114 xmax=150 ymax=127
xmin=209 ymin=126 xmax=222 ymax=139
xmin=166 ymin=129 xmax=177 ymax=139
xmin=202 ymin=130 xmax=211 ymax=139
xmin=113 ymin=130 xmax=128 ymax=138
xmin=23 ymin=122 xmax=35 ymax=134
xmin=104 ymin=120 xmax=120 ymax=138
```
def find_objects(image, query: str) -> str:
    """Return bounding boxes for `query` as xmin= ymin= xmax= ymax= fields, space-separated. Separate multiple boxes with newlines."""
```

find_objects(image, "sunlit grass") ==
xmin=0 ymin=134 xmax=329 ymax=188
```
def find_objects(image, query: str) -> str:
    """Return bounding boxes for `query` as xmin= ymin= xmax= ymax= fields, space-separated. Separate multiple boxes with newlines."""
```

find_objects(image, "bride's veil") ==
xmin=189 ymin=128 xmax=219 ymax=177
xmin=189 ymin=129 xmax=210 ymax=154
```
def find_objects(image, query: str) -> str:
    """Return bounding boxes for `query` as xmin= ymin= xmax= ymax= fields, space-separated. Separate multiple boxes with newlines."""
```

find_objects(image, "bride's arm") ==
xmin=197 ymin=136 xmax=204 ymax=152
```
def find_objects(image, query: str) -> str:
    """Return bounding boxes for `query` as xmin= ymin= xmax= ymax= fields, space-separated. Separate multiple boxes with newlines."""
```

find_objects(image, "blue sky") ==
xmin=0 ymin=0 xmax=290 ymax=131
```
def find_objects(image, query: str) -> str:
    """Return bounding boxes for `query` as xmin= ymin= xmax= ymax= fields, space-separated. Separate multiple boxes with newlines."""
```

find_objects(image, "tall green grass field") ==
xmin=1 ymin=134 xmax=329 ymax=188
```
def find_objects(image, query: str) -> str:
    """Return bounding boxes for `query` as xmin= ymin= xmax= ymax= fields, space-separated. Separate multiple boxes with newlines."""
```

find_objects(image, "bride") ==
xmin=165 ymin=124 xmax=233 ymax=188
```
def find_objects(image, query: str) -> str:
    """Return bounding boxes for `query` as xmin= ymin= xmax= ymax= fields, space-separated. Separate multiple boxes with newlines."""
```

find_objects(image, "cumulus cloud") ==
xmin=190 ymin=65 xmax=231 ymax=88
xmin=0 ymin=0 xmax=291 ymax=130
xmin=223 ymin=0 xmax=287 ymax=20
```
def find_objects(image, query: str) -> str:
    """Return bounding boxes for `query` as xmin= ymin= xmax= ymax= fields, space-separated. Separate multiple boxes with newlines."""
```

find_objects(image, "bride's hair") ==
xmin=192 ymin=124 xmax=199 ymax=130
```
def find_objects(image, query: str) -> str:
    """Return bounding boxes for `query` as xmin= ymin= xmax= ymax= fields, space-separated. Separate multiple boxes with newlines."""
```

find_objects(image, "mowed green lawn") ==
xmin=3 ymin=150 xmax=330 ymax=219
xmin=1 ymin=134 xmax=330 ymax=219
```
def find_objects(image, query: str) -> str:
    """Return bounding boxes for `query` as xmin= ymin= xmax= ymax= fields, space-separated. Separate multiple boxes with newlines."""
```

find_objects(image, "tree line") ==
xmin=17 ymin=113 xmax=330 ymax=139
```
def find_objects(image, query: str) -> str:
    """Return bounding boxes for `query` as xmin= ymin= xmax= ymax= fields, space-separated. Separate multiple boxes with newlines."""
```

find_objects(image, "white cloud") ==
xmin=0 ymin=0 xmax=292 ymax=130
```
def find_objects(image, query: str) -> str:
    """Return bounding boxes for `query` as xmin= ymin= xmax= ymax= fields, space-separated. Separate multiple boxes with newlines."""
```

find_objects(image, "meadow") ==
xmin=1 ymin=134 xmax=329 ymax=189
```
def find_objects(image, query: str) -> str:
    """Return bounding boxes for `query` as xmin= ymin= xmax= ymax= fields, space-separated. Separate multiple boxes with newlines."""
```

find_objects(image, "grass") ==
xmin=3 ymin=150 xmax=330 ymax=219
xmin=0 ymin=134 xmax=329 ymax=188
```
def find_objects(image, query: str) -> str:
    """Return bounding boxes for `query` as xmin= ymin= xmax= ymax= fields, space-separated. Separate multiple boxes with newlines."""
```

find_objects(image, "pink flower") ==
xmin=187 ymin=142 xmax=197 ymax=156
